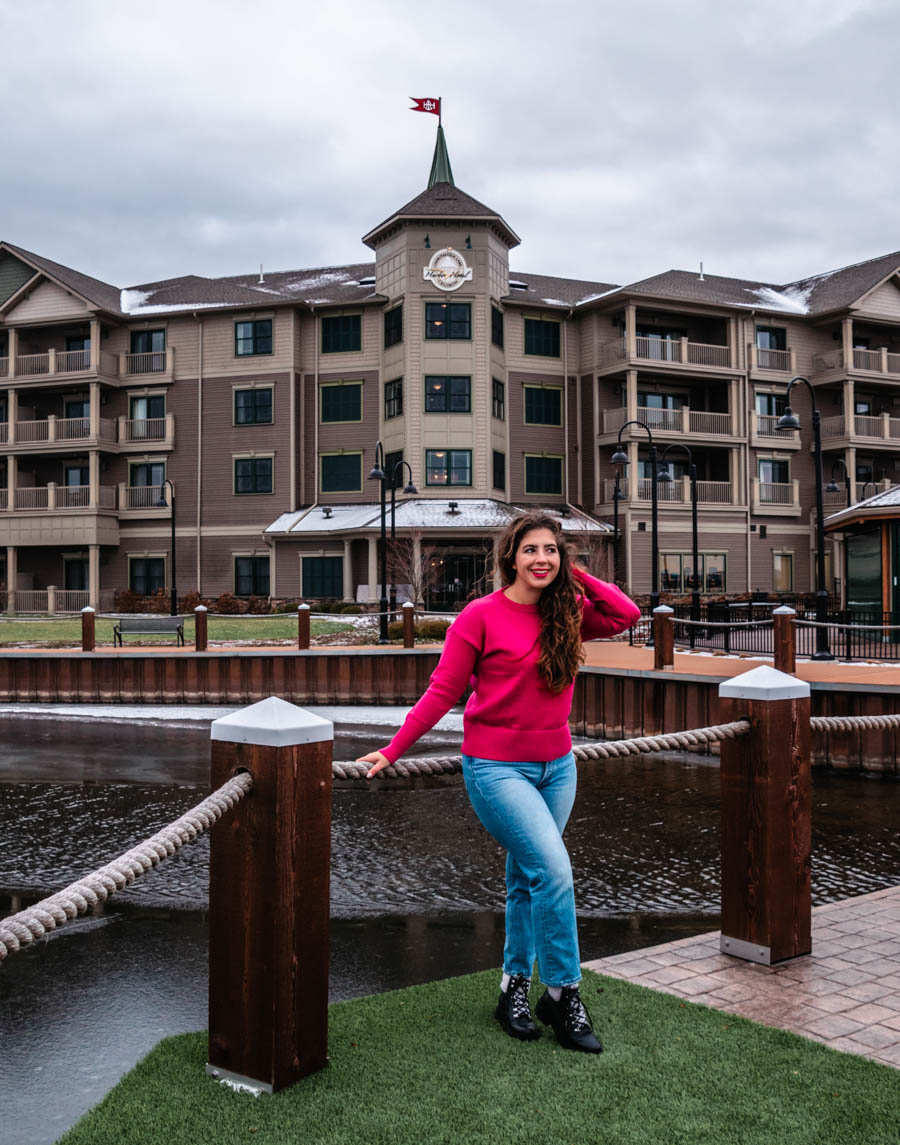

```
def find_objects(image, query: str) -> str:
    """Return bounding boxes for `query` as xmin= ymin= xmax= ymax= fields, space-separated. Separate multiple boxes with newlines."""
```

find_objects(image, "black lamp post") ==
xmin=367 ymin=442 xmax=390 ymax=643
xmin=826 ymin=458 xmax=852 ymax=509
xmin=155 ymin=479 xmax=177 ymax=616
xmin=657 ymin=443 xmax=700 ymax=631
xmin=612 ymin=469 xmax=624 ymax=583
xmin=388 ymin=459 xmax=418 ymax=613
xmin=776 ymin=376 xmax=833 ymax=659
xmin=612 ymin=420 xmax=659 ymax=611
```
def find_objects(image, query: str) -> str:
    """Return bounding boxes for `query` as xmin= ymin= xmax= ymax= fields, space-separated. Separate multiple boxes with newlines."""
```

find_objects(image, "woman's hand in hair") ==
xmin=357 ymin=750 xmax=391 ymax=779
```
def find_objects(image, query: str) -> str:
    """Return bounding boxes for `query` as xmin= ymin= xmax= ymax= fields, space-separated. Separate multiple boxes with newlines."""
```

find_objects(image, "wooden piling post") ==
xmin=81 ymin=606 xmax=95 ymax=653
xmin=207 ymin=696 xmax=333 ymax=1092
xmin=402 ymin=600 xmax=415 ymax=649
xmin=652 ymin=605 xmax=674 ymax=671
xmin=773 ymin=605 xmax=796 ymax=675
xmin=718 ymin=666 xmax=811 ymax=964
xmin=298 ymin=603 xmax=310 ymax=650
xmin=194 ymin=605 xmax=208 ymax=652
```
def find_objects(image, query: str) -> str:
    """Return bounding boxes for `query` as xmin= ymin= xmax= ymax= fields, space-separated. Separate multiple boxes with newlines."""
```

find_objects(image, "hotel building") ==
xmin=2 ymin=128 xmax=900 ymax=610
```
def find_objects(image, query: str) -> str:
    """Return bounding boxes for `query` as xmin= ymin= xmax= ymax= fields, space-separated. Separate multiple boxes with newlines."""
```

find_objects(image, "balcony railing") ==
xmin=750 ymin=412 xmax=800 ymax=445
xmin=0 ymin=348 xmax=171 ymax=381
xmin=754 ymin=346 xmax=793 ymax=371
xmin=1 ymin=417 xmax=117 ymax=446
xmin=599 ymin=338 xmax=731 ymax=369
xmin=603 ymin=477 xmax=734 ymax=505
xmin=601 ymin=406 xmax=734 ymax=436
xmin=819 ymin=413 xmax=900 ymax=442
xmin=0 ymin=489 xmax=6 ymax=510
xmin=752 ymin=477 xmax=800 ymax=513
xmin=123 ymin=484 xmax=167 ymax=509
xmin=121 ymin=417 xmax=168 ymax=442
xmin=56 ymin=590 xmax=91 ymax=612
xmin=9 ymin=485 xmax=117 ymax=510
xmin=124 ymin=351 xmax=168 ymax=375
xmin=812 ymin=348 xmax=900 ymax=377
xmin=0 ymin=357 xmax=7 ymax=378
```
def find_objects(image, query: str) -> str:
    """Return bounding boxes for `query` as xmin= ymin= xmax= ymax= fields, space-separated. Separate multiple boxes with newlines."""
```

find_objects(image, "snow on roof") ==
xmin=575 ymin=286 xmax=623 ymax=306
xmin=740 ymin=284 xmax=815 ymax=315
xmin=266 ymin=500 xmax=611 ymax=535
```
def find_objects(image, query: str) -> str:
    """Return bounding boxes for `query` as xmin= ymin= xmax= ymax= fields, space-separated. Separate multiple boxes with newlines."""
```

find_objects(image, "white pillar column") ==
xmin=89 ymin=319 xmax=101 ymax=372
xmin=89 ymin=381 xmax=100 ymax=436
xmin=6 ymin=545 xmax=16 ymax=611
xmin=7 ymin=388 xmax=17 ymax=445
xmin=343 ymin=538 xmax=353 ymax=601
xmin=89 ymin=545 xmax=100 ymax=608
xmin=7 ymin=329 xmax=17 ymax=379
xmin=367 ymin=536 xmax=378 ymax=603
xmin=89 ymin=450 xmax=100 ymax=508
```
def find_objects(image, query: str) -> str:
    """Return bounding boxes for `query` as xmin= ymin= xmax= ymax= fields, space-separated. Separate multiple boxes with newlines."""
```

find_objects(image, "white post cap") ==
xmin=402 ymin=601 xmax=414 ymax=609
xmin=298 ymin=603 xmax=311 ymax=611
xmin=81 ymin=606 xmax=95 ymax=614
xmin=652 ymin=604 xmax=674 ymax=614
xmin=719 ymin=665 xmax=809 ymax=701
xmin=211 ymin=696 xmax=333 ymax=746
xmin=772 ymin=605 xmax=796 ymax=615
xmin=194 ymin=604 xmax=208 ymax=612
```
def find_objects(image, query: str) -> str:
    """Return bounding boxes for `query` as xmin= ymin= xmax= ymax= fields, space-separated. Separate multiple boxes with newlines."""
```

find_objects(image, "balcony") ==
xmin=602 ymin=476 xmax=736 ymax=506
xmin=812 ymin=348 xmax=900 ymax=381
xmin=601 ymin=405 xmax=736 ymax=440
xmin=119 ymin=484 xmax=171 ymax=515
xmin=750 ymin=411 xmax=801 ymax=449
xmin=598 ymin=337 xmax=732 ymax=373
xmin=119 ymin=349 xmax=175 ymax=379
xmin=118 ymin=414 xmax=176 ymax=450
xmin=8 ymin=485 xmax=118 ymax=511
xmin=3 ymin=588 xmax=116 ymax=614
xmin=0 ymin=348 xmax=175 ymax=385
xmin=751 ymin=477 xmax=800 ymax=516
xmin=0 ymin=416 xmax=118 ymax=452
xmin=747 ymin=344 xmax=796 ymax=375
xmin=819 ymin=413 xmax=900 ymax=450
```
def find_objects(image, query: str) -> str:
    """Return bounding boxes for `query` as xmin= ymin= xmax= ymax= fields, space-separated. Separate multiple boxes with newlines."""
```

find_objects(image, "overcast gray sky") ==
xmin=1 ymin=0 xmax=898 ymax=290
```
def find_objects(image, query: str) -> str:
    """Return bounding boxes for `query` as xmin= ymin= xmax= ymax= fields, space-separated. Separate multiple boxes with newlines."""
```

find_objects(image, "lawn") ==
xmin=0 ymin=615 xmax=354 ymax=646
xmin=56 ymin=968 xmax=899 ymax=1145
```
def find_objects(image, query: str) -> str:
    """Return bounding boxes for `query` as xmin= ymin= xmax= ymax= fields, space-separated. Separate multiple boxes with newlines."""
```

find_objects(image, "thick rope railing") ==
xmin=0 ymin=771 xmax=253 ymax=960
xmin=331 ymin=719 xmax=752 ymax=780
xmin=811 ymin=713 xmax=900 ymax=733
xmin=794 ymin=618 xmax=900 ymax=631
xmin=668 ymin=616 xmax=773 ymax=629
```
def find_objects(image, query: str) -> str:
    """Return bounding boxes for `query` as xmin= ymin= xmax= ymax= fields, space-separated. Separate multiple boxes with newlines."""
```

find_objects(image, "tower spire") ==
xmin=428 ymin=124 xmax=454 ymax=187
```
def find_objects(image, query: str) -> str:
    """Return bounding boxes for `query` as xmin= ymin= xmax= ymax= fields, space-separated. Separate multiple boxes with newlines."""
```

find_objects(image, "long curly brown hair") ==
xmin=496 ymin=513 xmax=585 ymax=694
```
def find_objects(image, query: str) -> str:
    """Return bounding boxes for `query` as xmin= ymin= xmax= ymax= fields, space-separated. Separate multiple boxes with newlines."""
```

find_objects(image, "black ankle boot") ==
xmin=495 ymin=973 xmax=540 ymax=1041
xmin=536 ymin=985 xmax=603 ymax=1053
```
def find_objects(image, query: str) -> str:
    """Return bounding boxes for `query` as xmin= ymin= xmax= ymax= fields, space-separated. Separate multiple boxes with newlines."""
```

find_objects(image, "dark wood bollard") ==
xmin=194 ymin=605 xmax=208 ymax=652
xmin=402 ymin=600 xmax=415 ymax=649
xmin=207 ymin=697 xmax=333 ymax=1092
xmin=773 ymin=605 xmax=796 ymax=675
xmin=652 ymin=605 xmax=674 ymax=671
xmin=298 ymin=603 xmax=310 ymax=650
xmin=718 ymin=666 xmax=811 ymax=964
xmin=81 ymin=606 xmax=95 ymax=652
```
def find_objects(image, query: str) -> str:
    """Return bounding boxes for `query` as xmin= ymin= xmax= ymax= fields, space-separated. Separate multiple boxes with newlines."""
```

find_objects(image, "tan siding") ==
xmin=6 ymin=280 xmax=90 ymax=323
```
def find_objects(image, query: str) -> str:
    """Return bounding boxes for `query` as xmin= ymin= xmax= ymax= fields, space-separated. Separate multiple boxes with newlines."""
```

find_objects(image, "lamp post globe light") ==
xmin=611 ymin=420 xmax=659 ymax=613
xmin=776 ymin=376 xmax=833 ymax=659
xmin=826 ymin=457 xmax=852 ymax=509
xmin=657 ymin=443 xmax=700 ymax=634
xmin=155 ymin=478 xmax=177 ymax=616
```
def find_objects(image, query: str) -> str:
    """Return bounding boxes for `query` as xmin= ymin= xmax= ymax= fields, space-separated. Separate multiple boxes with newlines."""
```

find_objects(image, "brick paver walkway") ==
xmin=583 ymin=885 xmax=900 ymax=1068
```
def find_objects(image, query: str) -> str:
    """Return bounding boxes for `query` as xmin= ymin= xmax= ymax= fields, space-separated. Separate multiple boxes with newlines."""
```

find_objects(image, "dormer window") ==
xmin=509 ymin=280 xmax=529 ymax=290
xmin=358 ymin=276 xmax=376 ymax=287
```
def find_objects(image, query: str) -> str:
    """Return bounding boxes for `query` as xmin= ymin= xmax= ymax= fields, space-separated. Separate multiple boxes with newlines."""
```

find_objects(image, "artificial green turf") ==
xmin=0 ymin=616 xmax=351 ymax=646
xmin=56 ymin=968 xmax=900 ymax=1145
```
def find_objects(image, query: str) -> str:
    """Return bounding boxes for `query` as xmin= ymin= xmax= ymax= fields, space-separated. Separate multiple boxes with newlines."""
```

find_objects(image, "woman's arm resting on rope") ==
xmin=357 ymin=621 xmax=480 ymax=779
xmin=573 ymin=567 xmax=641 ymax=639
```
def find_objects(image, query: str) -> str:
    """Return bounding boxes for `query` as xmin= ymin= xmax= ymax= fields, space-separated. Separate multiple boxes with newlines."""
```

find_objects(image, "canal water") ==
xmin=1 ymin=704 xmax=899 ymax=1145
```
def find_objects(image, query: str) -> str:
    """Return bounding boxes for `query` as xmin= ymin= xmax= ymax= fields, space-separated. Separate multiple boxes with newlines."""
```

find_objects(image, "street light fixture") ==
xmin=368 ymin=443 xmax=418 ymax=642
xmin=826 ymin=458 xmax=852 ymax=509
xmin=657 ymin=443 xmax=700 ymax=634
xmin=612 ymin=470 xmax=624 ymax=582
xmin=155 ymin=478 xmax=177 ymax=616
xmin=611 ymin=420 xmax=659 ymax=611
xmin=776 ymin=376 xmax=833 ymax=659
xmin=388 ymin=459 xmax=418 ymax=613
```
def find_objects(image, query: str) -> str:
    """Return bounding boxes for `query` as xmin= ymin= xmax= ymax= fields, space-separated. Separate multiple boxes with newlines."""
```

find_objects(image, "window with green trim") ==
xmin=129 ymin=557 xmax=165 ymax=595
xmin=385 ymin=378 xmax=403 ymax=419
xmin=234 ymin=388 xmax=273 ymax=424
xmin=493 ymin=450 xmax=505 ymax=490
xmin=524 ymin=385 xmax=562 ymax=425
xmin=234 ymin=457 xmax=273 ymax=494
xmin=321 ymin=314 xmax=361 ymax=353
xmin=425 ymin=302 xmax=471 ymax=340
xmin=320 ymin=453 xmax=361 ymax=492
xmin=491 ymin=306 xmax=504 ymax=348
xmin=235 ymin=555 xmax=270 ymax=597
xmin=302 ymin=556 xmax=343 ymax=599
xmin=425 ymin=375 xmax=470 ymax=413
xmin=235 ymin=320 xmax=272 ymax=356
xmin=492 ymin=379 xmax=505 ymax=420
xmin=321 ymin=381 xmax=362 ymax=423
xmin=426 ymin=449 xmax=471 ymax=486
xmin=524 ymin=455 xmax=563 ymax=495
xmin=524 ymin=317 xmax=561 ymax=357
xmin=384 ymin=305 xmax=403 ymax=348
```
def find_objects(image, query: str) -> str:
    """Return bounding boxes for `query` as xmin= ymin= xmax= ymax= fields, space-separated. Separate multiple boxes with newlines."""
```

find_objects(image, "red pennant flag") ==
xmin=410 ymin=97 xmax=441 ymax=116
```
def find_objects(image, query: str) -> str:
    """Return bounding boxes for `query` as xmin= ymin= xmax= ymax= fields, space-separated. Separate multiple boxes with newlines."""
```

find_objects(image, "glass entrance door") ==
xmin=426 ymin=552 xmax=487 ymax=611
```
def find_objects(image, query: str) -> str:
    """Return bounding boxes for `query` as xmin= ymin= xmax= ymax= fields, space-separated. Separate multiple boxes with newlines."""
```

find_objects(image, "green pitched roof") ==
xmin=428 ymin=125 xmax=454 ymax=188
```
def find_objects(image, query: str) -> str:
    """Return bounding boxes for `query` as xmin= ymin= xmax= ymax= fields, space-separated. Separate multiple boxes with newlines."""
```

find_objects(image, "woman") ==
xmin=358 ymin=513 xmax=640 ymax=1053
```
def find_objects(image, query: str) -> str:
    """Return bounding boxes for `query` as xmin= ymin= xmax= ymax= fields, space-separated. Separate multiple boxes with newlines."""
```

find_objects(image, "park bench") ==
xmin=113 ymin=616 xmax=185 ymax=646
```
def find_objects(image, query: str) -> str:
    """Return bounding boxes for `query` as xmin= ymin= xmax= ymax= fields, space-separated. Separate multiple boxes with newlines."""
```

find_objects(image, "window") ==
xmin=235 ymin=555 xmax=270 ymax=597
xmin=384 ymin=450 xmax=404 ymax=489
xmin=492 ymin=378 xmax=505 ymax=420
xmin=524 ymin=454 xmax=563 ymax=495
xmin=234 ymin=456 xmax=273 ymax=494
xmin=0 ymin=398 xmax=6 ymax=422
xmin=385 ymin=377 xmax=403 ymax=420
xmin=660 ymin=552 xmax=727 ymax=593
xmin=758 ymin=458 xmax=789 ymax=484
xmin=65 ymin=398 xmax=90 ymax=419
xmin=491 ymin=306 xmax=504 ymax=348
xmin=65 ymin=464 xmax=89 ymax=487
xmin=425 ymin=375 xmax=471 ymax=413
xmin=130 ymin=330 xmax=165 ymax=354
xmin=234 ymin=388 xmax=272 ymax=425
xmin=756 ymin=326 xmax=786 ymax=351
xmin=524 ymin=316 xmax=561 ymax=357
xmin=320 ymin=381 xmax=362 ymax=423
xmin=130 ymin=395 xmax=166 ymax=420
xmin=773 ymin=552 xmax=793 ymax=593
xmin=426 ymin=449 xmax=471 ymax=486
xmin=639 ymin=391 xmax=686 ymax=410
xmin=129 ymin=557 xmax=165 ymax=595
xmin=321 ymin=314 xmax=360 ymax=353
xmin=854 ymin=394 xmax=876 ymax=415
xmin=755 ymin=392 xmax=785 ymax=417
xmin=524 ymin=385 xmax=562 ymax=425
xmin=129 ymin=461 xmax=165 ymax=487
xmin=320 ymin=452 xmax=361 ymax=492
xmin=66 ymin=335 xmax=90 ymax=352
xmin=235 ymin=319 xmax=272 ymax=357
xmin=425 ymin=302 xmax=471 ymax=340
xmin=493 ymin=450 xmax=505 ymax=490
xmin=302 ymin=556 xmax=343 ymax=599
xmin=384 ymin=305 xmax=403 ymax=348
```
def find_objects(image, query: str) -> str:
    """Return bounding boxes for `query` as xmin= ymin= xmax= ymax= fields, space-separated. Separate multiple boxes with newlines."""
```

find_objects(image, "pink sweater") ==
xmin=381 ymin=571 xmax=640 ymax=764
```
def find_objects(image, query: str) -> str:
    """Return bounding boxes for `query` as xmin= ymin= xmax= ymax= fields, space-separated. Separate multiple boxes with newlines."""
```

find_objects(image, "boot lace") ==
xmin=507 ymin=974 xmax=532 ymax=1020
xmin=561 ymin=986 xmax=591 ymax=1032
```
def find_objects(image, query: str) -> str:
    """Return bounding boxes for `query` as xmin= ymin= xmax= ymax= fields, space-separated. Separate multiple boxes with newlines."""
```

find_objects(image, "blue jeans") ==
xmin=461 ymin=751 xmax=581 ymax=988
